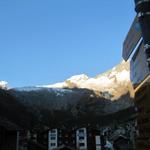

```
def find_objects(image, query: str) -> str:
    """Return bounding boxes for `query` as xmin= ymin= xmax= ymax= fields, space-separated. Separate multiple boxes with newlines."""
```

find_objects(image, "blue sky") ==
xmin=0 ymin=0 xmax=135 ymax=87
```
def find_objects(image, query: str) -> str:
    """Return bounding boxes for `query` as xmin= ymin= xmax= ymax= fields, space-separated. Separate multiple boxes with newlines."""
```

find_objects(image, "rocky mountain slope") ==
xmin=0 ymin=61 xmax=135 ymax=128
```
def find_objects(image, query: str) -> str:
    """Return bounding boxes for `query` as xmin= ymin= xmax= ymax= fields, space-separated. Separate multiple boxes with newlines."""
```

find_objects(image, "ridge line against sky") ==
xmin=0 ymin=0 xmax=135 ymax=87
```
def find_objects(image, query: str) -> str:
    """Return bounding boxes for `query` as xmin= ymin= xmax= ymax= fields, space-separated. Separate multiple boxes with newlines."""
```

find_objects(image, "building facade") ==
xmin=48 ymin=129 xmax=58 ymax=150
xmin=76 ymin=128 xmax=87 ymax=150
xmin=47 ymin=127 xmax=103 ymax=150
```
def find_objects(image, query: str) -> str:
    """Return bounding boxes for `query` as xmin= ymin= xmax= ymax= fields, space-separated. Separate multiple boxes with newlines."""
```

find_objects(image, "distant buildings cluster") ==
xmin=0 ymin=115 xmax=138 ymax=150
xmin=47 ymin=127 xmax=106 ymax=150
xmin=32 ymin=120 xmax=137 ymax=150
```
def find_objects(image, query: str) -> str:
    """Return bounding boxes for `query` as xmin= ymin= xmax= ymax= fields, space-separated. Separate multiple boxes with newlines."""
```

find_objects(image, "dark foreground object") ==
xmin=134 ymin=84 xmax=150 ymax=150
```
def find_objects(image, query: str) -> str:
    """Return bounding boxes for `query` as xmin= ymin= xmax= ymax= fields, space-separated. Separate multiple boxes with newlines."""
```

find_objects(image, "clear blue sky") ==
xmin=0 ymin=0 xmax=135 ymax=87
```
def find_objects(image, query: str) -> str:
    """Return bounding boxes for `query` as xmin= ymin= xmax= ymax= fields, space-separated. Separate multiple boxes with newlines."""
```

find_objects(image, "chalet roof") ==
xmin=112 ymin=134 xmax=129 ymax=142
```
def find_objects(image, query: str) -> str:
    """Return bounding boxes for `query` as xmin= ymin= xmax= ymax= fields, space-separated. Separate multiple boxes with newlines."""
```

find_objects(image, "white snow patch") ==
xmin=0 ymin=81 xmax=8 ymax=89
xmin=67 ymin=74 xmax=89 ymax=83
xmin=42 ymin=82 xmax=66 ymax=88
xmin=116 ymin=70 xmax=130 ymax=82
xmin=14 ymin=87 xmax=43 ymax=91
xmin=49 ymin=88 xmax=73 ymax=93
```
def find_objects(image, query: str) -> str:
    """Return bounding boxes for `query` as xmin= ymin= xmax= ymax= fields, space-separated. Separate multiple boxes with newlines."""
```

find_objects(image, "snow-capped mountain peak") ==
xmin=42 ymin=61 xmax=132 ymax=100
xmin=0 ymin=81 xmax=8 ymax=89
xmin=41 ymin=74 xmax=89 ymax=89
xmin=4 ymin=61 xmax=132 ymax=100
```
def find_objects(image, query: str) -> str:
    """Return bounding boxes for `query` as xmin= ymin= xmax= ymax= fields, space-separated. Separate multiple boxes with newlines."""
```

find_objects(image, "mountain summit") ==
xmin=0 ymin=61 xmax=135 ymax=128
xmin=42 ymin=61 xmax=132 ymax=100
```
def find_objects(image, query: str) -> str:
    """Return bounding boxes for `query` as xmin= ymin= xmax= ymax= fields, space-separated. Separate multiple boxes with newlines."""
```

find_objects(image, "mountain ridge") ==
xmin=0 ymin=61 xmax=135 ymax=128
xmin=1 ymin=60 xmax=133 ymax=101
xmin=40 ymin=60 xmax=133 ymax=100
